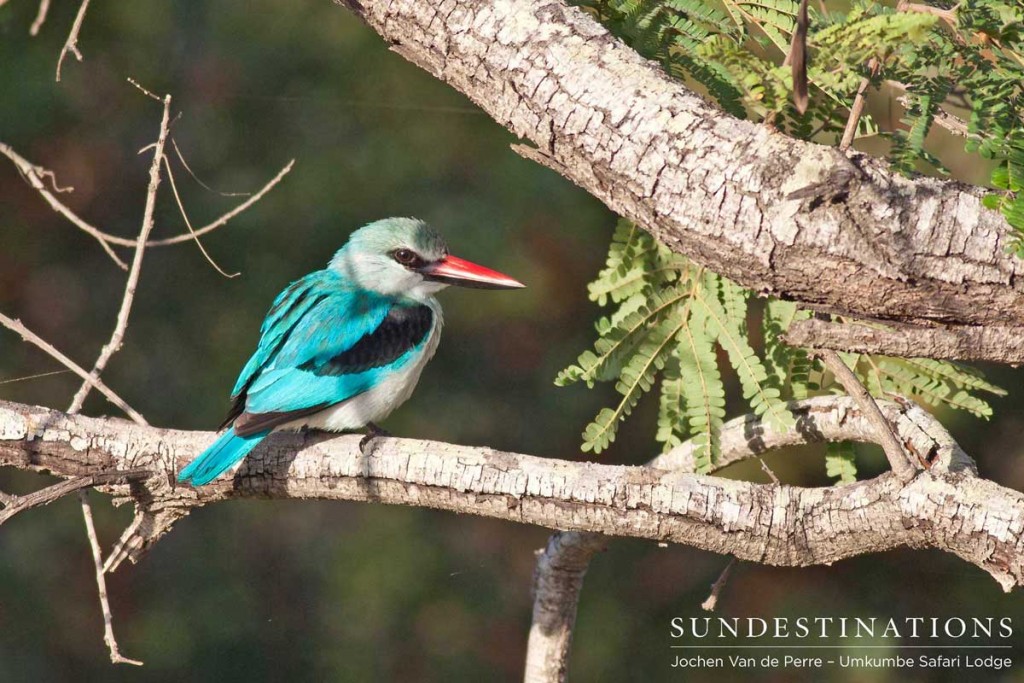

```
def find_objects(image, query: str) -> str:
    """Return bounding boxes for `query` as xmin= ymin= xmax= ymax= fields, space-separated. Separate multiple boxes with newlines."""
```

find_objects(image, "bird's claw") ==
xmin=359 ymin=422 xmax=391 ymax=455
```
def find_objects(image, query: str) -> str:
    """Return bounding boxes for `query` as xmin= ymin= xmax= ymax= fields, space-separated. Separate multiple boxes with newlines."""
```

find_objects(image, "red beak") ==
xmin=419 ymin=255 xmax=525 ymax=290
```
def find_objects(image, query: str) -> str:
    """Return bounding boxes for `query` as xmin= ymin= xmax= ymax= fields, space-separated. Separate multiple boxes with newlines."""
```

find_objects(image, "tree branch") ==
xmin=524 ymin=531 xmax=608 ymax=683
xmin=67 ymin=90 xmax=171 ymax=414
xmin=785 ymin=317 xmax=1024 ymax=363
xmin=3 ymin=397 xmax=1023 ymax=593
xmin=818 ymin=349 xmax=917 ymax=481
xmin=0 ymin=469 xmax=150 ymax=525
xmin=333 ymin=0 xmax=1024 ymax=337
xmin=0 ymin=313 xmax=147 ymax=423
xmin=55 ymin=0 xmax=92 ymax=81
xmin=0 ymin=141 xmax=127 ymax=269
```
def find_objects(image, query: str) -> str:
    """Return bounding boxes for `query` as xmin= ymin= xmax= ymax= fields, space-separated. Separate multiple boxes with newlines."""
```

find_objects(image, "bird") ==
xmin=177 ymin=217 xmax=524 ymax=486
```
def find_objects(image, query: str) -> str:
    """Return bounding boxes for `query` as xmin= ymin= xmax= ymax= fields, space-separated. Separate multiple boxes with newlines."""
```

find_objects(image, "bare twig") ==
xmin=30 ymin=0 xmax=51 ymax=36
xmin=162 ymin=156 xmax=239 ymax=278
xmin=171 ymin=139 xmax=250 ymax=197
xmin=126 ymin=78 xmax=163 ymax=102
xmin=0 ymin=141 xmax=291 ymax=259
xmin=55 ymin=0 xmax=92 ymax=81
xmin=701 ymin=558 xmax=738 ymax=612
xmin=758 ymin=458 xmax=780 ymax=484
xmin=98 ymin=159 xmax=295 ymax=247
xmin=839 ymin=59 xmax=880 ymax=151
xmin=0 ymin=313 xmax=146 ymax=423
xmin=79 ymin=491 xmax=144 ymax=666
xmin=788 ymin=0 xmax=809 ymax=114
xmin=0 ymin=308 xmax=149 ymax=674
xmin=0 ymin=470 xmax=151 ymax=525
xmin=67 ymin=91 xmax=172 ymax=414
xmin=818 ymin=350 xmax=917 ymax=482
xmin=0 ymin=369 xmax=72 ymax=385
xmin=0 ymin=142 xmax=127 ymax=269
xmin=61 ymin=88 xmax=171 ymax=667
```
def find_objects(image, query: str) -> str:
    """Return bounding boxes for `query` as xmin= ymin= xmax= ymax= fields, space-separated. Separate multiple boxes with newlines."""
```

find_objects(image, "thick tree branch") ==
xmin=3 ymin=397 xmax=1023 ymax=593
xmin=334 ymin=0 xmax=1024 ymax=337
xmin=786 ymin=318 xmax=1024 ymax=363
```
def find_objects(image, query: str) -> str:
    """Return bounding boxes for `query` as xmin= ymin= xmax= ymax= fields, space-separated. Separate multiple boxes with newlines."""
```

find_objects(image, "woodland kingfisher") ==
xmin=178 ymin=217 xmax=524 ymax=486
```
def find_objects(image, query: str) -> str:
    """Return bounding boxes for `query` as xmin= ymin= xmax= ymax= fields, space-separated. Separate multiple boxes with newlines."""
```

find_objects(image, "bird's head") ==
xmin=329 ymin=217 xmax=524 ymax=300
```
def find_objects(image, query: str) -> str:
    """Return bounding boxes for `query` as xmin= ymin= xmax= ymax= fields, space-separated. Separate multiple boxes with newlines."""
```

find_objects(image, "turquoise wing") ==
xmin=224 ymin=270 xmax=434 ymax=435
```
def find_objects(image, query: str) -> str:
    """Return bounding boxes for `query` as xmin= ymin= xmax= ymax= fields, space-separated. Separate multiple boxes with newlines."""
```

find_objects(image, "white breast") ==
xmin=281 ymin=300 xmax=443 ymax=433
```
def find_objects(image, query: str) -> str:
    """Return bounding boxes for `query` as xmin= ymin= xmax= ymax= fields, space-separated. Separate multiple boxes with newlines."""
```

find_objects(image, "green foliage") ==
xmin=559 ymin=221 xmax=1006 ymax=479
xmin=825 ymin=442 xmax=858 ymax=484
xmin=576 ymin=0 xmax=1024 ymax=249
xmin=563 ymin=1 xmax=1020 ymax=476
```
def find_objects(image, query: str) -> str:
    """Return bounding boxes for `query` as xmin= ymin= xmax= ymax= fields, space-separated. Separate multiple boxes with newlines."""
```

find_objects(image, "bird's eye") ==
xmin=393 ymin=248 xmax=419 ymax=267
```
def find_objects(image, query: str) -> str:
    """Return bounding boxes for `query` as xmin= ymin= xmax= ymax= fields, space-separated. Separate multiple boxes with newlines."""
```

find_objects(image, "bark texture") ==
xmin=335 ymin=0 xmax=1024 ymax=332
xmin=524 ymin=531 xmax=607 ymax=683
xmin=2 ymin=398 xmax=1023 ymax=590
xmin=786 ymin=318 xmax=1024 ymax=363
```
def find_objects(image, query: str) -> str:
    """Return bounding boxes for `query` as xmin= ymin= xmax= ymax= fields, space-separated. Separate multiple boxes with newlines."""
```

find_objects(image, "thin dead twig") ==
xmin=0 ymin=369 xmax=73 ymax=385
xmin=172 ymin=138 xmax=250 ymax=197
xmin=56 ymin=0 xmax=92 ymax=82
xmin=30 ymin=0 xmax=50 ymax=36
xmin=758 ymin=458 xmax=780 ymax=484
xmin=0 ymin=313 xmax=146 ymax=423
xmin=701 ymin=558 xmax=738 ymax=612
xmin=0 ymin=470 xmax=151 ymax=525
xmin=79 ymin=491 xmax=144 ymax=666
xmin=898 ymin=1 xmax=957 ymax=28
xmin=102 ymin=159 xmax=295 ymax=247
xmin=63 ymin=84 xmax=172 ymax=668
xmin=897 ymin=95 xmax=969 ymax=138
xmin=818 ymin=350 xmax=917 ymax=482
xmin=162 ymin=156 xmax=239 ymax=278
xmin=0 ymin=142 xmax=127 ymax=269
xmin=67 ymin=91 xmax=172 ymax=413
xmin=839 ymin=59 xmax=880 ymax=151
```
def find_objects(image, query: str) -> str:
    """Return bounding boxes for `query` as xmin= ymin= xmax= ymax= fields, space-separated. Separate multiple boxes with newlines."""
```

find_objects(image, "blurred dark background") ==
xmin=1 ymin=1 xmax=1023 ymax=681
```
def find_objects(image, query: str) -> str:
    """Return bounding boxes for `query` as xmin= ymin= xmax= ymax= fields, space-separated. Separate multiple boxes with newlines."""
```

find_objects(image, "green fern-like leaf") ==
xmin=582 ymin=315 xmax=686 ymax=452
xmin=676 ymin=302 xmax=726 ymax=469
xmin=876 ymin=358 xmax=995 ymax=419
xmin=656 ymin=353 xmax=687 ymax=448
xmin=721 ymin=0 xmax=799 ymax=53
xmin=899 ymin=358 xmax=1007 ymax=397
xmin=762 ymin=299 xmax=813 ymax=398
xmin=825 ymin=441 xmax=858 ymax=483
xmin=696 ymin=274 xmax=796 ymax=433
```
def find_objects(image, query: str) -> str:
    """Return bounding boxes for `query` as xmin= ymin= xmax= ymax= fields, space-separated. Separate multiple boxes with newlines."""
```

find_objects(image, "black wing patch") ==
xmin=232 ymin=404 xmax=329 ymax=437
xmin=226 ymin=303 xmax=433 ymax=436
xmin=301 ymin=303 xmax=433 ymax=376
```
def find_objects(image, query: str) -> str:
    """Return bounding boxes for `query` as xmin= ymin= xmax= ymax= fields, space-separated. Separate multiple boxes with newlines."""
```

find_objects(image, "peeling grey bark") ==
xmin=334 ymin=0 xmax=1024 ymax=331
xmin=2 ymin=398 xmax=1021 ymax=591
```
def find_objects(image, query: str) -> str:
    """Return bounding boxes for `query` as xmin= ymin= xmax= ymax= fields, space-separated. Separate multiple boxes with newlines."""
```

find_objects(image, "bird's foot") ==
xmin=359 ymin=422 xmax=391 ymax=455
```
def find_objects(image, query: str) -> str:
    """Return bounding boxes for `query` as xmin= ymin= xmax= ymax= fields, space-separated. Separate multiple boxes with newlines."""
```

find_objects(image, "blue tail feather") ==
xmin=178 ymin=429 xmax=268 ymax=486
